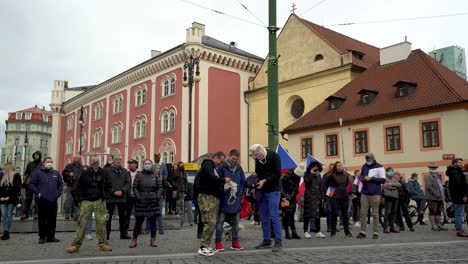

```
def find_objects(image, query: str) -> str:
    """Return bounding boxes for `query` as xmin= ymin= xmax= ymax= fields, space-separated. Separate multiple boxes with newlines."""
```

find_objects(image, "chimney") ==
xmin=151 ymin=50 xmax=161 ymax=58
xmin=186 ymin=22 xmax=205 ymax=44
xmin=43 ymin=106 xmax=45 ymax=110
xmin=380 ymin=41 xmax=412 ymax=66
xmin=229 ymin=41 xmax=237 ymax=48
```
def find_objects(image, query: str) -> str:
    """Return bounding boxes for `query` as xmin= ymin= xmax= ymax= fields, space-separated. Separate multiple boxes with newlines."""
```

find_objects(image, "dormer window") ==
xmin=358 ymin=89 xmax=378 ymax=105
xmin=393 ymin=80 xmax=417 ymax=98
xmin=325 ymin=95 xmax=346 ymax=110
xmin=314 ymin=54 xmax=324 ymax=62
xmin=348 ymin=50 xmax=365 ymax=60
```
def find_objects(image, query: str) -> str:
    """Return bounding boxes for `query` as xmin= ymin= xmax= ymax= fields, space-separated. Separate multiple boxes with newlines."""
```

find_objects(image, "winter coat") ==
xmin=325 ymin=172 xmax=352 ymax=200
xmin=23 ymin=151 xmax=43 ymax=188
xmin=170 ymin=171 xmax=185 ymax=192
xmin=397 ymin=180 xmax=411 ymax=201
xmin=407 ymin=179 xmax=424 ymax=200
xmin=196 ymin=157 xmax=225 ymax=198
xmin=425 ymin=172 xmax=444 ymax=201
xmin=304 ymin=171 xmax=323 ymax=219
xmin=62 ymin=162 xmax=83 ymax=201
xmin=360 ymin=162 xmax=386 ymax=196
xmin=0 ymin=172 xmax=22 ymax=205
xmin=185 ymin=182 xmax=194 ymax=201
xmin=447 ymin=166 xmax=468 ymax=204
xmin=76 ymin=166 xmax=109 ymax=202
xmin=103 ymin=166 xmax=131 ymax=203
xmin=281 ymin=169 xmax=301 ymax=214
xmin=218 ymin=159 xmax=246 ymax=214
xmin=382 ymin=177 xmax=401 ymax=199
xmin=28 ymin=166 xmax=63 ymax=202
xmin=133 ymin=169 xmax=162 ymax=217
xmin=254 ymin=150 xmax=281 ymax=193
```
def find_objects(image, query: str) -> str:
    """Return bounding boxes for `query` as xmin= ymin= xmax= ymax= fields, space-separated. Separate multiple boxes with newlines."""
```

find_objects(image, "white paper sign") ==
xmin=368 ymin=167 xmax=385 ymax=179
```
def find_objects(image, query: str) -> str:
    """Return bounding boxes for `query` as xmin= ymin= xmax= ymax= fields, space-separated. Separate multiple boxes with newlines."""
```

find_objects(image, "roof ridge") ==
xmin=294 ymin=15 xmax=342 ymax=54
xmin=416 ymin=49 xmax=465 ymax=100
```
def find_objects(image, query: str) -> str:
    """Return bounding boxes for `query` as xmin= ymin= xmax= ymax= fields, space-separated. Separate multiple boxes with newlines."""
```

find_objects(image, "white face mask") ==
xmin=144 ymin=164 xmax=153 ymax=171
xmin=430 ymin=169 xmax=438 ymax=173
xmin=44 ymin=163 xmax=53 ymax=170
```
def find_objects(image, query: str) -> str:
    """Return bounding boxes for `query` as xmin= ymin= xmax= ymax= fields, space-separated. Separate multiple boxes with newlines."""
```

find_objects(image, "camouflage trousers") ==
xmin=72 ymin=199 xmax=109 ymax=247
xmin=197 ymin=194 xmax=220 ymax=248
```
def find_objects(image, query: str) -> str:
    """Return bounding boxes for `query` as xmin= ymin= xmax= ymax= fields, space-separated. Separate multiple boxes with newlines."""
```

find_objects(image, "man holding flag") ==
xmin=250 ymin=144 xmax=283 ymax=252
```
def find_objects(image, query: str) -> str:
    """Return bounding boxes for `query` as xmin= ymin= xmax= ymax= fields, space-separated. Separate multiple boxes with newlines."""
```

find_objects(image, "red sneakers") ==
xmin=231 ymin=240 xmax=244 ymax=251
xmin=215 ymin=241 xmax=225 ymax=251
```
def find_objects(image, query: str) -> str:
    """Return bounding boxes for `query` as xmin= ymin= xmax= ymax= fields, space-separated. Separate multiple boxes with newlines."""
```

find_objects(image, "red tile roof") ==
xmin=16 ymin=105 xmax=51 ymax=115
xmin=296 ymin=14 xmax=379 ymax=69
xmin=284 ymin=49 xmax=468 ymax=133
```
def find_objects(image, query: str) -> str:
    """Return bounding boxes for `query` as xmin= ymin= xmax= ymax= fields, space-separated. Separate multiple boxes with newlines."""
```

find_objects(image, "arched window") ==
xmin=136 ymin=90 xmax=142 ymax=105
xmin=112 ymin=124 xmax=122 ymax=144
xmin=314 ymin=54 xmax=324 ymax=62
xmin=169 ymin=112 xmax=175 ymax=131
xmin=135 ymin=154 xmax=145 ymax=170
xmin=140 ymin=118 xmax=146 ymax=137
xmin=93 ymin=129 xmax=102 ymax=148
xmin=162 ymin=152 xmax=168 ymax=164
xmin=170 ymin=78 xmax=175 ymax=95
xmin=163 ymin=80 xmax=169 ymax=96
xmin=135 ymin=120 xmax=141 ymax=138
xmin=94 ymin=104 xmax=103 ymax=120
xmin=168 ymin=150 xmax=174 ymax=164
xmin=141 ymin=89 xmax=147 ymax=104
xmin=113 ymin=96 xmax=123 ymax=113
xmin=162 ymin=113 xmax=169 ymax=133
xmin=66 ymin=139 xmax=73 ymax=155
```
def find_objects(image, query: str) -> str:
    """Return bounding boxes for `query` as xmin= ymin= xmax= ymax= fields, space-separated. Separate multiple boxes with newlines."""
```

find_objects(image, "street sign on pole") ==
xmin=442 ymin=154 xmax=455 ymax=160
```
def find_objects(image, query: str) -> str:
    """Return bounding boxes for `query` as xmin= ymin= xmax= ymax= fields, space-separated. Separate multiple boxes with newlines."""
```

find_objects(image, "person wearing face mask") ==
xmin=446 ymin=158 xmax=468 ymax=237
xmin=381 ymin=167 xmax=401 ymax=233
xmin=357 ymin=153 xmax=386 ymax=239
xmin=124 ymin=159 xmax=139 ymax=237
xmin=28 ymin=157 xmax=63 ymax=244
xmin=407 ymin=173 xmax=427 ymax=225
xmin=325 ymin=161 xmax=352 ymax=238
xmin=303 ymin=161 xmax=325 ymax=239
xmin=103 ymin=155 xmax=132 ymax=240
xmin=129 ymin=159 xmax=163 ymax=248
xmin=67 ymin=156 xmax=112 ymax=253
xmin=425 ymin=162 xmax=448 ymax=231
xmin=62 ymin=155 xmax=83 ymax=220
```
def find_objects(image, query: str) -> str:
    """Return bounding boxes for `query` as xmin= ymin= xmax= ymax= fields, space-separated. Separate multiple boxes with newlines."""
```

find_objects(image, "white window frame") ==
xmin=170 ymin=78 xmax=175 ymax=95
xmin=42 ymin=114 xmax=49 ymax=122
xmin=163 ymin=80 xmax=169 ymax=97
xmin=113 ymin=95 xmax=123 ymax=114
xmin=169 ymin=111 xmax=175 ymax=131
xmin=25 ymin=113 xmax=32 ymax=120
xmin=16 ymin=112 xmax=23 ymax=120
xmin=93 ymin=129 xmax=102 ymax=148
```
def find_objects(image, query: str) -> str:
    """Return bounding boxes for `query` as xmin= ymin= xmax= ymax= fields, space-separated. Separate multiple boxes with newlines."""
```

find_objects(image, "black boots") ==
xmin=1 ymin=231 xmax=10 ymax=240
xmin=418 ymin=214 xmax=427 ymax=225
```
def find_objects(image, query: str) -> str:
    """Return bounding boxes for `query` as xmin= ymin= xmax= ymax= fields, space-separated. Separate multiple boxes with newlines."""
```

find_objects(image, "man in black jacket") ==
xmin=67 ymin=155 xmax=112 ymax=253
xmin=103 ymin=155 xmax=131 ymax=240
xmin=21 ymin=151 xmax=42 ymax=220
xmin=447 ymin=158 xmax=468 ymax=237
xmin=196 ymin=152 xmax=231 ymax=257
xmin=62 ymin=155 xmax=83 ymax=220
xmin=249 ymin=144 xmax=283 ymax=252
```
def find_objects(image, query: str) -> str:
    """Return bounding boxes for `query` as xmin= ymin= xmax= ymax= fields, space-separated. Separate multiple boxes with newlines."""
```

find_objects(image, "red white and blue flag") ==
xmin=326 ymin=186 xmax=336 ymax=198
xmin=354 ymin=175 xmax=364 ymax=193
xmin=276 ymin=144 xmax=298 ymax=175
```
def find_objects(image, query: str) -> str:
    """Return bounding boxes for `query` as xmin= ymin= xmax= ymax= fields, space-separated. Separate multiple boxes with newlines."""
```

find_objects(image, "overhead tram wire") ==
xmin=180 ymin=0 xmax=266 ymax=28
xmin=299 ymin=0 xmax=329 ymax=16
xmin=234 ymin=0 xmax=267 ymax=28
xmin=326 ymin=12 xmax=468 ymax=26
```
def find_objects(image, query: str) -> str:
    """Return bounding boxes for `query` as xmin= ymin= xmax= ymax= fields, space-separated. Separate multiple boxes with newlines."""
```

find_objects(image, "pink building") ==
xmin=49 ymin=23 xmax=263 ymax=170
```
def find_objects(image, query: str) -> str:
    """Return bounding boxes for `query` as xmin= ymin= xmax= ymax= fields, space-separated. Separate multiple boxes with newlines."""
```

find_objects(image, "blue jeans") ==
xmin=0 ymin=204 xmax=15 ymax=231
xmin=258 ymin=191 xmax=282 ymax=243
xmin=157 ymin=199 xmax=164 ymax=231
xmin=454 ymin=203 xmax=465 ymax=231
xmin=215 ymin=212 xmax=240 ymax=242
xmin=413 ymin=198 xmax=426 ymax=215
xmin=76 ymin=205 xmax=93 ymax=234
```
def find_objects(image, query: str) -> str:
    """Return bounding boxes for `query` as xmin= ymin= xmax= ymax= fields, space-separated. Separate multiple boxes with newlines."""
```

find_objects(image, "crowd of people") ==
xmin=0 ymin=145 xmax=467 ymax=257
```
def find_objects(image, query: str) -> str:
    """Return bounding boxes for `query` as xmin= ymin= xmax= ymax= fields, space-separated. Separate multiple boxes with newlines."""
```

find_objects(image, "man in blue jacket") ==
xmin=214 ymin=149 xmax=246 ymax=251
xmin=356 ymin=153 xmax=386 ymax=239
xmin=28 ymin=157 xmax=63 ymax=244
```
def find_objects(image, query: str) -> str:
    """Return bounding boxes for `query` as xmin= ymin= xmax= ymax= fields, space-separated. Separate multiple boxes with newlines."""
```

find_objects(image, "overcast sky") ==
xmin=1 ymin=0 xmax=467 ymax=147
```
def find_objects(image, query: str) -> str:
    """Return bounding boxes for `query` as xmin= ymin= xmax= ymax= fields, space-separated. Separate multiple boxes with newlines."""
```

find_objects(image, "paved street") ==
xmin=1 ymin=220 xmax=468 ymax=264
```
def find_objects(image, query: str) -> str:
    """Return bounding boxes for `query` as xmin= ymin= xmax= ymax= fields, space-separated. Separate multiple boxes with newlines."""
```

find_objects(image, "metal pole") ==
xmin=188 ymin=81 xmax=193 ymax=163
xmin=267 ymin=0 xmax=279 ymax=149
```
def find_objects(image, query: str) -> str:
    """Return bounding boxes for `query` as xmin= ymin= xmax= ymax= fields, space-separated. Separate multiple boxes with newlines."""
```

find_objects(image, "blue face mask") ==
xmin=387 ymin=172 xmax=394 ymax=177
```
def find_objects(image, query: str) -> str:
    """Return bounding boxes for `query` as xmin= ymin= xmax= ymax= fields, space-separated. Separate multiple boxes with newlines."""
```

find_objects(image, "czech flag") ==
xmin=276 ymin=144 xmax=298 ymax=175
xmin=354 ymin=175 xmax=364 ymax=194
xmin=296 ymin=154 xmax=323 ymax=205
xmin=326 ymin=186 xmax=336 ymax=198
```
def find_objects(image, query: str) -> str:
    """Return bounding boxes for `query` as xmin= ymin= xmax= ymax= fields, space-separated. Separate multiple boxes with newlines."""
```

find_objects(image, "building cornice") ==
xmin=63 ymin=44 xmax=263 ymax=113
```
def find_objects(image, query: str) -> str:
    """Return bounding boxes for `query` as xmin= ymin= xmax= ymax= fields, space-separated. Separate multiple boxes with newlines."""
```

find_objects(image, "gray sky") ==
xmin=1 ymin=0 xmax=467 ymax=147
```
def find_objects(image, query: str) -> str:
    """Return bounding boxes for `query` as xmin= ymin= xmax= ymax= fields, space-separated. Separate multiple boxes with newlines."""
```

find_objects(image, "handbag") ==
xmin=172 ymin=190 xmax=179 ymax=200
xmin=383 ymin=188 xmax=399 ymax=199
xmin=280 ymin=200 xmax=290 ymax=208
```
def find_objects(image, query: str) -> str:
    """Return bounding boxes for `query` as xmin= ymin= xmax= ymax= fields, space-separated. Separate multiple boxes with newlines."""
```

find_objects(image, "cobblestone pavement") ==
xmin=1 ymin=220 xmax=468 ymax=263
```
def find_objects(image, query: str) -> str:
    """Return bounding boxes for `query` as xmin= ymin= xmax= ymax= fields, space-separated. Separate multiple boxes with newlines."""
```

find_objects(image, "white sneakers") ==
xmin=354 ymin=222 xmax=361 ymax=227
xmin=304 ymin=232 xmax=312 ymax=239
xmin=315 ymin=232 xmax=326 ymax=238
xmin=86 ymin=234 xmax=93 ymax=240
xmin=198 ymin=247 xmax=216 ymax=257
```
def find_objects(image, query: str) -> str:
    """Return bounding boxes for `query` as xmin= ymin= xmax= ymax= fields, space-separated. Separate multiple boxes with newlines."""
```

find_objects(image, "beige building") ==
xmin=245 ymin=14 xmax=379 ymax=170
xmin=283 ymin=42 xmax=468 ymax=188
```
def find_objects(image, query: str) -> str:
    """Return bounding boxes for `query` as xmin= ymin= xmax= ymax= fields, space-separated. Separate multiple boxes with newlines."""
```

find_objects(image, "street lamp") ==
xmin=23 ymin=130 xmax=29 ymax=174
xmin=182 ymin=55 xmax=201 ymax=162
xmin=79 ymin=106 xmax=84 ymax=155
